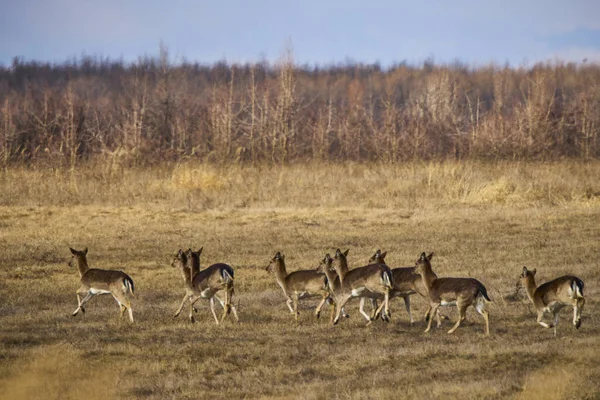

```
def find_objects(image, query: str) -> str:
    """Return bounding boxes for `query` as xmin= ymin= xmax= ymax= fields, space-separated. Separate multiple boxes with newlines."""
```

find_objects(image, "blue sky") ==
xmin=1 ymin=0 xmax=599 ymax=67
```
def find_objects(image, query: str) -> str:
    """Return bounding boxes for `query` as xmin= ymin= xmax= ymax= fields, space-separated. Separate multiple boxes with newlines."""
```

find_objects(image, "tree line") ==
xmin=1 ymin=50 xmax=599 ymax=166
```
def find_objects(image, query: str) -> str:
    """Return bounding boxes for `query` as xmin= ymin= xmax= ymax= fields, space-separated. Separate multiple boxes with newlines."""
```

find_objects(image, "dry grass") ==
xmin=0 ymin=161 xmax=599 ymax=399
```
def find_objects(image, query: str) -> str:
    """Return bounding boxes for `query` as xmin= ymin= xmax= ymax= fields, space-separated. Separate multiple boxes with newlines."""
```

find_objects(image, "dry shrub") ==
xmin=171 ymin=164 xmax=230 ymax=192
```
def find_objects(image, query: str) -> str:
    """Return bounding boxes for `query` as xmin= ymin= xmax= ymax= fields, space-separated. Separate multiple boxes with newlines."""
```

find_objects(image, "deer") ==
xmin=68 ymin=247 xmax=135 ymax=323
xmin=368 ymin=249 xmax=432 ymax=324
xmin=171 ymin=248 xmax=238 ymax=324
xmin=265 ymin=252 xmax=332 ymax=322
xmin=415 ymin=252 xmax=491 ymax=336
xmin=315 ymin=253 xmax=364 ymax=322
xmin=329 ymin=249 xmax=394 ymax=326
xmin=518 ymin=266 xmax=585 ymax=337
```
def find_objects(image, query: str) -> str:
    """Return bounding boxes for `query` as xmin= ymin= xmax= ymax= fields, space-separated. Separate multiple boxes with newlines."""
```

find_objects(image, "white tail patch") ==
xmin=123 ymin=278 xmax=134 ymax=295
xmin=382 ymin=270 xmax=393 ymax=289
xmin=222 ymin=269 xmax=234 ymax=283
xmin=573 ymin=280 xmax=584 ymax=299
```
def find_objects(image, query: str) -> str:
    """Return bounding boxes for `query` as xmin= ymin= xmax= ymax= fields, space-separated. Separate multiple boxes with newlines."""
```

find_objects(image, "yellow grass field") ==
xmin=0 ymin=161 xmax=599 ymax=399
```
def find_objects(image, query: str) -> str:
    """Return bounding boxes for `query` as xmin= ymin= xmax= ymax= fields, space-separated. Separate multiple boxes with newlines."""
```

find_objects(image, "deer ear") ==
xmin=197 ymin=247 xmax=203 ymax=255
xmin=177 ymin=249 xmax=183 ymax=256
xmin=375 ymin=249 xmax=381 ymax=255
xmin=522 ymin=266 xmax=528 ymax=274
xmin=343 ymin=249 xmax=349 ymax=257
xmin=69 ymin=247 xmax=77 ymax=255
xmin=83 ymin=247 xmax=88 ymax=255
xmin=335 ymin=249 xmax=342 ymax=256
xmin=532 ymin=268 xmax=537 ymax=276
xmin=275 ymin=252 xmax=281 ymax=259
xmin=427 ymin=252 xmax=434 ymax=260
xmin=420 ymin=252 xmax=427 ymax=260
xmin=380 ymin=251 xmax=387 ymax=259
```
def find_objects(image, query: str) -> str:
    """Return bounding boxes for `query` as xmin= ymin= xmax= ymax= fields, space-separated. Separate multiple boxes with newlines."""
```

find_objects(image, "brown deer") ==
xmin=330 ymin=249 xmax=394 ymax=326
xmin=265 ymin=252 xmax=331 ymax=322
xmin=315 ymin=254 xmax=352 ymax=321
xmin=518 ymin=266 xmax=585 ymax=336
xmin=171 ymin=248 xmax=238 ymax=324
xmin=415 ymin=252 xmax=491 ymax=335
xmin=68 ymin=247 xmax=135 ymax=323
xmin=368 ymin=249 xmax=431 ymax=324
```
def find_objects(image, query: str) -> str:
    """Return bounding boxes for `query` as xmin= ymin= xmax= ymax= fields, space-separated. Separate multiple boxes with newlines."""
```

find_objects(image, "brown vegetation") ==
xmin=1 ymin=53 xmax=600 ymax=167
xmin=0 ymin=161 xmax=599 ymax=399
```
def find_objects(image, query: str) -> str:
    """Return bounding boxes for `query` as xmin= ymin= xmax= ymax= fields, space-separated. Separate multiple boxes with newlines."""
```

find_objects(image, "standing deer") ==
xmin=330 ymin=249 xmax=394 ymax=326
xmin=171 ymin=248 xmax=238 ymax=324
xmin=518 ymin=266 xmax=585 ymax=336
xmin=68 ymin=247 xmax=135 ymax=323
xmin=415 ymin=252 xmax=491 ymax=336
xmin=265 ymin=252 xmax=331 ymax=322
xmin=368 ymin=249 xmax=431 ymax=324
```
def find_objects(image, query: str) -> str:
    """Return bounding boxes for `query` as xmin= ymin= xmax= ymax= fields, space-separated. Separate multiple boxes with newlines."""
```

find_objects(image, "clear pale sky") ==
xmin=1 ymin=0 xmax=599 ymax=67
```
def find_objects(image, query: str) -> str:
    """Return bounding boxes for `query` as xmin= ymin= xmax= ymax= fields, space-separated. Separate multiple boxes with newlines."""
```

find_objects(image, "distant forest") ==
xmin=1 ymin=49 xmax=600 ymax=166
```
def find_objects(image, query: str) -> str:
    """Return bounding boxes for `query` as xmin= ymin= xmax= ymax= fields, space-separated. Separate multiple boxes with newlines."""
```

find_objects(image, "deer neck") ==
xmin=419 ymin=262 xmax=437 ymax=291
xmin=524 ymin=277 xmax=537 ymax=303
xmin=273 ymin=261 xmax=288 ymax=288
xmin=323 ymin=266 xmax=338 ymax=291
xmin=179 ymin=265 xmax=192 ymax=286
xmin=76 ymin=257 xmax=89 ymax=278
xmin=188 ymin=255 xmax=201 ymax=282
xmin=333 ymin=258 xmax=350 ymax=283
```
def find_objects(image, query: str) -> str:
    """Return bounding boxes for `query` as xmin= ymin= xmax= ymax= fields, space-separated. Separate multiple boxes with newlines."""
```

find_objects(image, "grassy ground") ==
xmin=0 ymin=162 xmax=599 ymax=399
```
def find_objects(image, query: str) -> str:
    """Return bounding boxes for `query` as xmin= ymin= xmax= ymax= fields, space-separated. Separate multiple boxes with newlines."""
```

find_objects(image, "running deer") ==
xmin=415 ymin=252 xmax=491 ymax=336
xmin=315 ymin=253 xmax=358 ymax=321
xmin=518 ymin=266 xmax=585 ymax=337
xmin=265 ymin=252 xmax=331 ymax=322
xmin=330 ymin=249 xmax=394 ymax=326
xmin=171 ymin=248 xmax=238 ymax=324
xmin=68 ymin=247 xmax=135 ymax=322
xmin=368 ymin=249 xmax=430 ymax=324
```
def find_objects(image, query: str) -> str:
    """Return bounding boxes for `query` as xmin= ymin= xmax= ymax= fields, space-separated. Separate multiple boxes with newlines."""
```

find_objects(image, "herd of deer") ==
xmin=67 ymin=246 xmax=586 ymax=337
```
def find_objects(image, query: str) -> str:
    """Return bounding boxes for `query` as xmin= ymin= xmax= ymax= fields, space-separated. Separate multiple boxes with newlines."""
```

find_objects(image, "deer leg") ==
xmin=328 ymin=298 xmax=336 ymax=323
xmin=292 ymin=294 xmax=300 ymax=322
xmin=475 ymin=296 xmax=490 ymax=336
xmin=448 ymin=302 xmax=468 ymax=334
xmin=174 ymin=293 xmax=191 ymax=318
xmin=553 ymin=313 xmax=559 ymax=337
xmin=403 ymin=296 xmax=414 ymax=325
xmin=188 ymin=296 xmax=203 ymax=323
xmin=315 ymin=292 xmax=329 ymax=319
xmin=74 ymin=293 xmax=83 ymax=315
xmin=73 ymin=292 xmax=95 ymax=316
xmin=574 ymin=298 xmax=584 ymax=329
xmin=436 ymin=307 xmax=442 ymax=327
xmin=360 ymin=298 xmax=373 ymax=323
xmin=372 ymin=297 xmax=388 ymax=323
xmin=425 ymin=303 xmax=439 ymax=333
xmin=114 ymin=291 xmax=133 ymax=323
xmin=333 ymin=294 xmax=352 ymax=325
xmin=369 ymin=298 xmax=379 ymax=320
xmin=536 ymin=312 xmax=552 ymax=329
xmin=424 ymin=305 xmax=431 ymax=322
xmin=209 ymin=297 xmax=220 ymax=324
xmin=225 ymin=288 xmax=239 ymax=322
xmin=111 ymin=293 xmax=126 ymax=318
xmin=219 ymin=288 xmax=233 ymax=324
xmin=286 ymin=297 xmax=295 ymax=315
xmin=214 ymin=294 xmax=225 ymax=308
